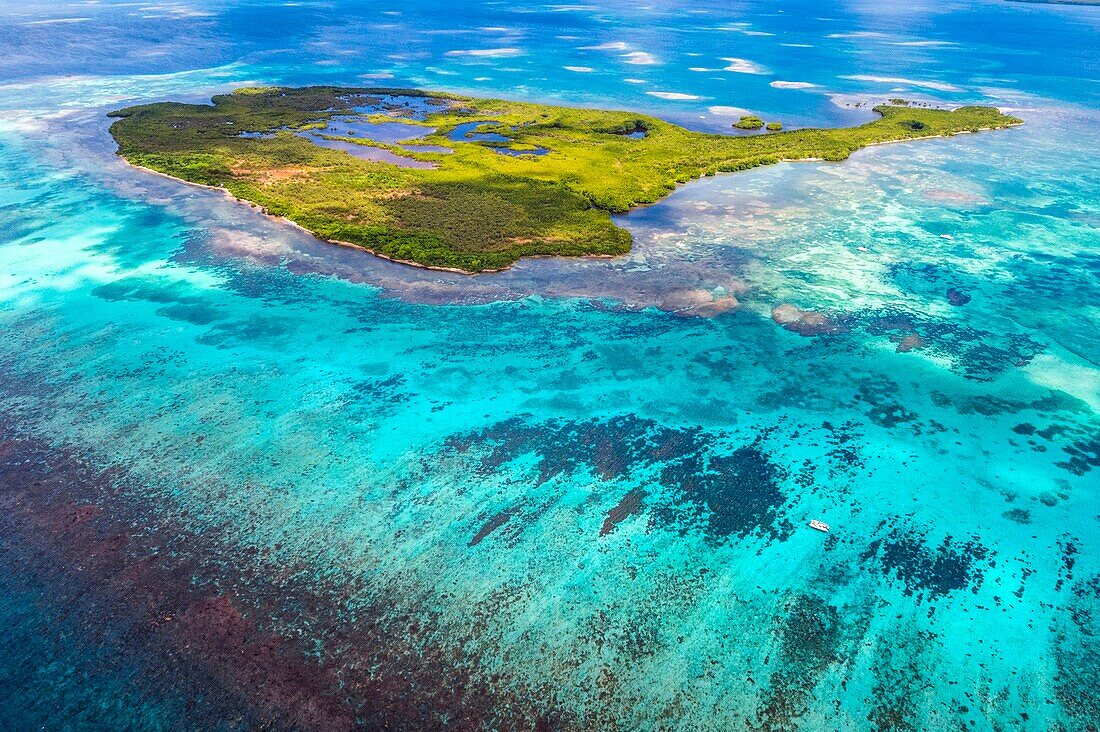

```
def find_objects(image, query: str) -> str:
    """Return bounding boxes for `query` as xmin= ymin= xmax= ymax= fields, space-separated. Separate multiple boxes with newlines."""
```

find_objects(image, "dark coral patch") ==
xmin=1055 ymin=537 xmax=1079 ymax=592
xmin=862 ymin=306 xmax=1043 ymax=381
xmin=860 ymin=527 xmax=993 ymax=598
xmin=1058 ymin=434 xmax=1099 ymax=476
xmin=657 ymin=446 xmax=791 ymax=542
xmin=933 ymin=389 xmax=1090 ymax=418
xmin=945 ymin=287 xmax=971 ymax=306
xmin=196 ymin=316 xmax=292 ymax=347
xmin=449 ymin=415 xmax=790 ymax=543
xmin=886 ymin=262 xmax=980 ymax=305
xmin=821 ymin=420 xmax=865 ymax=472
xmin=455 ymin=414 xmax=703 ymax=485
xmin=853 ymin=377 xmax=917 ymax=429
xmin=470 ymin=506 xmax=520 ymax=546
xmin=93 ymin=275 xmax=227 ymax=325
xmin=768 ymin=297 xmax=1045 ymax=381
xmin=600 ymin=488 xmax=647 ymax=536
xmin=866 ymin=632 xmax=927 ymax=732
xmin=1055 ymin=573 xmax=1100 ymax=727
xmin=348 ymin=373 xmax=411 ymax=417
xmin=756 ymin=594 xmax=843 ymax=730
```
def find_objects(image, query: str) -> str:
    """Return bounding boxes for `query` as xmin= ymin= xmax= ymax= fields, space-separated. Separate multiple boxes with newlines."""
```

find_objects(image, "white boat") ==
xmin=809 ymin=519 xmax=830 ymax=533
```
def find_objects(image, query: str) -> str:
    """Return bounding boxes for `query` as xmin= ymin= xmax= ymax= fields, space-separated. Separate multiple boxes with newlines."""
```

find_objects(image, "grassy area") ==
xmin=109 ymin=86 xmax=1022 ymax=272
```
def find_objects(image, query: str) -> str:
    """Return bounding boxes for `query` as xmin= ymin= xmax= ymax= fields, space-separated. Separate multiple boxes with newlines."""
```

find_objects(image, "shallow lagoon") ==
xmin=240 ymin=92 xmax=451 ymax=166
xmin=297 ymin=128 xmax=438 ymax=168
xmin=448 ymin=119 xmax=550 ymax=155
xmin=322 ymin=117 xmax=430 ymax=144
xmin=0 ymin=0 xmax=1098 ymax=729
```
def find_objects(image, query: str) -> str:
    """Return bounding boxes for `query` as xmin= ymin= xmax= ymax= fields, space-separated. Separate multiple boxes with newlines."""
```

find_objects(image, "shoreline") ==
xmin=128 ymin=162 xmax=512 ymax=275
xmin=128 ymin=160 xmax=625 ymax=275
xmin=122 ymin=117 xmax=1022 ymax=276
xmin=612 ymin=119 xmax=1023 ymax=215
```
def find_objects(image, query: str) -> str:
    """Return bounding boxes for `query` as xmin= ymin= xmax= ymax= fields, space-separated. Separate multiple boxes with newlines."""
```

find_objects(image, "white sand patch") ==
xmin=21 ymin=17 xmax=91 ymax=25
xmin=623 ymin=51 xmax=659 ymax=65
xmin=841 ymin=74 xmax=961 ymax=92
xmin=647 ymin=92 xmax=702 ymax=101
xmin=1026 ymin=354 xmax=1100 ymax=412
xmin=444 ymin=47 xmax=524 ymax=58
xmin=718 ymin=25 xmax=774 ymax=37
xmin=721 ymin=57 xmax=768 ymax=74
xmin=581 ymin=41 xmax=629 ymax=51
xmin=893 ymin=40 xmax=957 ymax=47
xmin=0 ymin=114 xmax=49 ymax=134
xmin=770 ymin=80 xmax=817 ymax=89
xmin=827 ymin=31 xmax=892 ymax=40
xmin=707 ymin=105 xmax=752 ymax=117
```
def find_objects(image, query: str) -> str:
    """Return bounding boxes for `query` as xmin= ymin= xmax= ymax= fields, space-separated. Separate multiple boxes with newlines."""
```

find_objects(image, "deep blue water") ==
xmin=0 ymin=1 xmax=1097 ymax=729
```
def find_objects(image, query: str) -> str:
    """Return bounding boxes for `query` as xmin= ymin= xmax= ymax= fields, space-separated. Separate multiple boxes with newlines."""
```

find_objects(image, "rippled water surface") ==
xmin=0 ymin=1 xmax=1097 ymax=729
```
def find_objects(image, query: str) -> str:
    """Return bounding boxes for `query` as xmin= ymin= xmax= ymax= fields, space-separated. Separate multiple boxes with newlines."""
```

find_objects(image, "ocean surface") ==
xmin=1 ymin=1 xmax=1098 ymax=729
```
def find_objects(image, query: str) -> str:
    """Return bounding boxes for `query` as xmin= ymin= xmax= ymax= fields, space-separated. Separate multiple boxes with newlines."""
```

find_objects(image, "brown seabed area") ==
xmin=0 ymin=404 xmax=557 ymax=730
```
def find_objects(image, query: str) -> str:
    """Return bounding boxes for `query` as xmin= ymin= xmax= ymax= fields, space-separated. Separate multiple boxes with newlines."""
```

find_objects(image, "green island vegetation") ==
xmin=734 ymin=116 xmax=783 ymax=132
xmin=109 ymin=86 xmax=1021 ymax=272
xmin=733 ymin=115 xmax=765 ymax=130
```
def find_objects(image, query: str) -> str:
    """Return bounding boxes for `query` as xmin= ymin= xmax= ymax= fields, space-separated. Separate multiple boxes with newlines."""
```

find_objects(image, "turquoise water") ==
xmin=0 ymin=1 xmax=1097 ymax=729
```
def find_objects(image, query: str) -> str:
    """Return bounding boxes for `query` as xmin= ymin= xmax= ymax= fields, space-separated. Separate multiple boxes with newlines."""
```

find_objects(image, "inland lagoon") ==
xmin=0 ymin=0 xmax=1098 ymax=730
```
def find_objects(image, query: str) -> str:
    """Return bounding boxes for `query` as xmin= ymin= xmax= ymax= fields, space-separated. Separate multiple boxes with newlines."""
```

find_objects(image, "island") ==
xmin=108 ymin=87 xmax=1021 ymax=272
xmin=732 ymin=115 xmax=766 ymax=130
